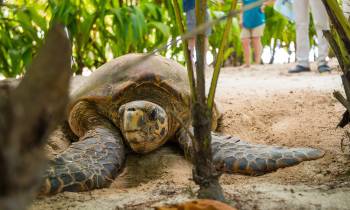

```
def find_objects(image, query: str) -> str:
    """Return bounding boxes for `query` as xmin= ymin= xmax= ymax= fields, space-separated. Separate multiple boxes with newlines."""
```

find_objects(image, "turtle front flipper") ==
xmin=40 ymin=126 xmax=125 ymax=195
xmin=177 ymin=129 xmax=324 ymax=176
xmin=40 ymin=100 xmax=127 ymax=195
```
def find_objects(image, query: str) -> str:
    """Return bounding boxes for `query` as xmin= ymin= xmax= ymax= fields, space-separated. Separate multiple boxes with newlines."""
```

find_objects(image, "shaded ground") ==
xmin=31 ymin=60 xmax=350 ymax=210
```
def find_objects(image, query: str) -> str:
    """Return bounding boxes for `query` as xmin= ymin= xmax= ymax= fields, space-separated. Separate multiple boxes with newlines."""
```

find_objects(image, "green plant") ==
xmin=208 ymin=1 xmax=242 ymax=66
xmin=0 ymin=1 xmax=324 ymax=78
xmin=0 ymin=2 xmax=47 ymax=77
xmin=0 ymin=0 xmax=176 ymax=76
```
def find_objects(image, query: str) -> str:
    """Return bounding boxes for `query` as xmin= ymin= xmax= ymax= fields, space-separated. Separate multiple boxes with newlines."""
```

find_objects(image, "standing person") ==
xmin=289 ymin=0 xmax=331 ymax=73
xmin=240 ymin=0 xmax=268 ymax=67
xmin=183 ymin=0 xmax=211 ymax=66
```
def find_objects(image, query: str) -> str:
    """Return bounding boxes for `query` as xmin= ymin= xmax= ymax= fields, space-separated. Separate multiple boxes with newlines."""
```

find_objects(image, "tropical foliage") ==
xmin=262 ymin=6 xmax=296 ymax=64
xmin=0 ymin=0 xmax=177 ymax=76
xmin=0 ymin=2 xmax=47 ymax=77
xmin=209 ymin=4 xmax=243 ymax=66
xmin=0 ymin=0 xmax=318 ymax=78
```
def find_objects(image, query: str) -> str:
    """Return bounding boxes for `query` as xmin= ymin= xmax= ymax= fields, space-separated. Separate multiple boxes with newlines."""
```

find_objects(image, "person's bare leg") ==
xmin=242 ymin=38 xmax=251 ymax=67
xmin=252 ymin=36 xmax=262 ymax=64
xmin=188 ymin=37 xmax=209 ymax=69
xmin=205 ymin=37 xmax=209 ymax=67
xmin=188 ymin=37 xmax=196 ymax=65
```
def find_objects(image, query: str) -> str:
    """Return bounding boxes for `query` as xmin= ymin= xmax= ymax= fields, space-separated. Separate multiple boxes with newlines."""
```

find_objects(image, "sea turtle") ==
xmin=40 ymin=54 xmax=324 ymax=195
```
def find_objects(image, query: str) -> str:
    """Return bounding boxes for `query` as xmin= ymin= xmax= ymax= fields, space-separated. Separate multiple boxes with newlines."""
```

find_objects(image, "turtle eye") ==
xmin=149 ymin=109 xmax=157 ymax=121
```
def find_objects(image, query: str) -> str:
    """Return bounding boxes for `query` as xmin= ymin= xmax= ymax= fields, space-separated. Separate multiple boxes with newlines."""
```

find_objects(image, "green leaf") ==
xmin=22 ymin=47 xmax=32 ymax=68
xmin=28 ymin=7 xmax=47 ymax=30
xmin=149 ymin=21 xmax=170 ymax=37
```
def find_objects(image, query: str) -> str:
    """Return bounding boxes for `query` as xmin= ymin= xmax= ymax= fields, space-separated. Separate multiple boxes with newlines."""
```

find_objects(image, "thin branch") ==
xmin=169 ymin=110 xmax=196 ymax=142
xmin=323 ymin=30 xmax=347 ymax=72
xmin=207 ymin=0 xmax=238 ymax=111
xmin=322 ymin=0 xmax=350 ymax=49
xmin=172 ymin=0 xmax=197 ymax=102
xmin=342 ymin=75 xmax=350 ymax=101
xmin=195 ymin=0 xmax=207 ymax=104
xmin=334 ymin=91 xmax=350 ymax=112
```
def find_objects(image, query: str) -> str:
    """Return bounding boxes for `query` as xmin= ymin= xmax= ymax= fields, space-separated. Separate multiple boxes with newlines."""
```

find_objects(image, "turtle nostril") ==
xmin=127 ymin=107 xmax=136 ymax=112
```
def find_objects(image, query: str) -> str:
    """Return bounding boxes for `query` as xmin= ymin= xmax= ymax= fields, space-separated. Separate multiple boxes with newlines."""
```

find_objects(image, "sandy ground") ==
xmin=31 ymin=60 xmax=350 ymax=210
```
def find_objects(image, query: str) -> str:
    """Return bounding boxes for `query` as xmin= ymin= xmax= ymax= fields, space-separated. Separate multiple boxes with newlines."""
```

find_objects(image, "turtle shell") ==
xmin=69 ymin=54 xmax=193 ymax=150
xmin=71 ymin=54 xmax=191 ymax=102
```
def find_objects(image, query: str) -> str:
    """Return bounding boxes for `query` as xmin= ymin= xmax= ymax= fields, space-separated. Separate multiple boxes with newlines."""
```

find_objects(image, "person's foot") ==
xmin=318 ymin=64 xmax=331 ymax=73
xmin=288 ymin=65 xmax=311 ymax=73
xmin=242 ymin=64 xmax=250 ymax=68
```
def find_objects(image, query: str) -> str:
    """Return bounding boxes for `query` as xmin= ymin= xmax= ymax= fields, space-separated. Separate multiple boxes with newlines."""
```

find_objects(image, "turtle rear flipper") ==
xmin=40 ymin=127 xmax=125 ymax=195
xmin=211 ymin=133 xmax=324 ymax=175
xmin=177 ymin=129 xmax=324 ymax=176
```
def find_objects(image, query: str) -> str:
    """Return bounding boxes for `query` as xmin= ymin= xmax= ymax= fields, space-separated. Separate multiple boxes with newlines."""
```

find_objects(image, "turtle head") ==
xmin=118 ymin=101 xmax=169 ymax=153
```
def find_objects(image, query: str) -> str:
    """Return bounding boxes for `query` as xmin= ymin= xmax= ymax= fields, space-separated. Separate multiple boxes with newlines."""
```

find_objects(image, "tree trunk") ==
xmin=0 ymin=24 xmax=71 ymax=210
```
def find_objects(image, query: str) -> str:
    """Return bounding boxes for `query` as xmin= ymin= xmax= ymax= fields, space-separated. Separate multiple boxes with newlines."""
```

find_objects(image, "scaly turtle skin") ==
xmin=40 ymin=54 xmax=324 ymax=195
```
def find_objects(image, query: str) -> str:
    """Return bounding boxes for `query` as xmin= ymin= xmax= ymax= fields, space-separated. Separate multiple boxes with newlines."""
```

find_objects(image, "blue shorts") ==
xmin=186 ymin=9 xmax=212 ymax=37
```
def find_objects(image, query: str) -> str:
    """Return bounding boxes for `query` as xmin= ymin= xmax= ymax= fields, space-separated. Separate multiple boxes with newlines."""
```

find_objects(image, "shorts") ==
xmin=186 ymin=8 xmax=212 ymax=36
xmin=240 ymin=24 xmax=265 ymax=39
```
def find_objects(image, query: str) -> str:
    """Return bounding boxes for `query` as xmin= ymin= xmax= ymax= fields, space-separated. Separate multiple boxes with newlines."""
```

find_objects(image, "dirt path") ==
xmin=31 ymin=61 xmax=350 ymax=210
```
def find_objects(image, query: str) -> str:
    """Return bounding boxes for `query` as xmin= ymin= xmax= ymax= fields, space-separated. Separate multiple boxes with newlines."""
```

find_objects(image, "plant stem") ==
xmin=322 ymin=0 xmax=350 ymax=124
xmin=192 ymin=0 xmax=225 ymax=201
xmin=172 ymin=0 xmax=197 ymax=102
xmin=207 ymin=0 xmax=238 ymax=111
